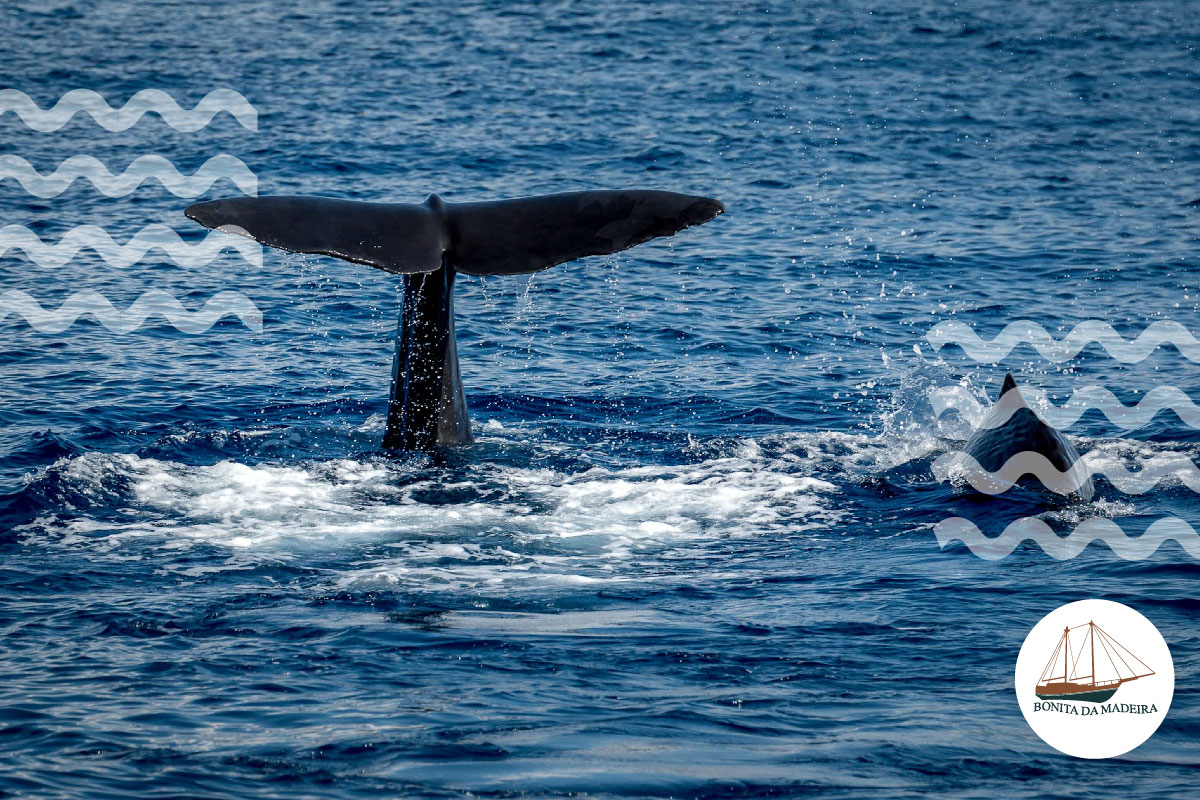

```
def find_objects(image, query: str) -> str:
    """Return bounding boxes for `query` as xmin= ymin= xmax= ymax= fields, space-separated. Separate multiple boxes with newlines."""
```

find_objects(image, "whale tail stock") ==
xmin=185 ymin=190 xmax=724 ymax=450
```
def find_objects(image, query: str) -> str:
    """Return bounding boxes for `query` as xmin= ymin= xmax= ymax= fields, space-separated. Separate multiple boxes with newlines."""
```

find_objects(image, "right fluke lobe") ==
xmin=446 ymin=190 xmax=724 ymax=276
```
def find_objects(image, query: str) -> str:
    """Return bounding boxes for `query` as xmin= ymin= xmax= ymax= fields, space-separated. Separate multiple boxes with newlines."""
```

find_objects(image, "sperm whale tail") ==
xmin=185 ymin=190 xmax=724 ymax=450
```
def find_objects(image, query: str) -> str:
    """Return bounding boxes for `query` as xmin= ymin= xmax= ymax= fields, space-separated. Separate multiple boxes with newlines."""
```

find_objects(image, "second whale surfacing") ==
xmin=956 ymin=372 xmax=1095 ymax=501
xmin=185 ymin=190 xmax=723 ymax=451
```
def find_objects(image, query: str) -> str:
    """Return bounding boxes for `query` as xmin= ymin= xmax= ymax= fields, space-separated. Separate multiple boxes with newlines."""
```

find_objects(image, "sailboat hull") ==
xmin=1035 ymin=685 xmax=1119 ymax=704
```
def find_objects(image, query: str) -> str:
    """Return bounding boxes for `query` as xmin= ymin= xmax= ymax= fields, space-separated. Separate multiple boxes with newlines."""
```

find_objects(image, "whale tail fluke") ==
xmin=185 ymin=187 xmax=723 ymax=451
xmin=185 ymin=190 xmax=723 ymax=277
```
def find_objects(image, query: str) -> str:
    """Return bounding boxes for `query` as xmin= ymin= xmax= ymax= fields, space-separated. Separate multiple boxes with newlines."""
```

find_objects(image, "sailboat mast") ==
xmin=1090 ymin=621 xmax=1095 ymax=687
xmin=1063 ymin=626 xmax=1070 ymax=682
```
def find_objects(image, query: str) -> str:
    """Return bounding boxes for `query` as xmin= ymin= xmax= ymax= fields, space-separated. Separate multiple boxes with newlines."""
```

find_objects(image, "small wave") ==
xmin=927 ymin=319 xmax=1200 ymax=363
xmin=935 ymin=516 xmax=1200 ymax=560
xmin=0 ymin=88 xmax=257 ymax=131
xmin=0 ymin=224 xmax=262 ymax=268
xmin=930 ymin=384 xmax=1200 ymax=431
xmin=0 ymin=289 xmax=263 ymax=334
xmin=934 ymin=449 xmax=1200 ymax=496
xmin=0 ymin=154 xmax=257 ymax=198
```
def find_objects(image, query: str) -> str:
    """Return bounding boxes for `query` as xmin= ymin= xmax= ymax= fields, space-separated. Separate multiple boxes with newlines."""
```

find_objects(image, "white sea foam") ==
xmin=21 ymin=421 xmax=1180 ymax=582
xmin=18 ymin=433 xmax=856 ymax=590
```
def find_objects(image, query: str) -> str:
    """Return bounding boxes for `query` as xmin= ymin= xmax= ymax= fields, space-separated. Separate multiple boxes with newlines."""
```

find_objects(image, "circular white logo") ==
xmin=1015 ymin=599 xmax=1173 ymax=759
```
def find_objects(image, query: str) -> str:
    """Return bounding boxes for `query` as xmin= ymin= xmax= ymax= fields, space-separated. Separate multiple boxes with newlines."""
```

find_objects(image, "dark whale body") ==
xmin=186 ymin=190 xmax=723 ymax=450
xmin=960 ymin=373 xmax=1094 ymax=501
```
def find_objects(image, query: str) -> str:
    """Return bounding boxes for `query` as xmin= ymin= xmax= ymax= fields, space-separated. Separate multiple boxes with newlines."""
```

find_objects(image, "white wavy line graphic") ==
xmin=930 ymin=384 xmax=1200 ymax=431
xmin=0 ymin=154 xmax=257 ymax=198
xmin=0 ymin=89 xmax=257 ymax=132
xmin=933 ymin=450 xmax=1200 ymax=495
xmin=0 ymin=289 xmax=262 ymax=333
xmin=0 ymin=224 xmax=261 ymax=268
xmin=926 ymin=320 xmax=1200 ymax=363
xmin=934 ymin=516 xmax=1200 ymax=560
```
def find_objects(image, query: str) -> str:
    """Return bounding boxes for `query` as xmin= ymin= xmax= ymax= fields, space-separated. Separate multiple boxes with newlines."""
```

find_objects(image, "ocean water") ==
xmin=2 ymin=0 xmax=1199 ymax=797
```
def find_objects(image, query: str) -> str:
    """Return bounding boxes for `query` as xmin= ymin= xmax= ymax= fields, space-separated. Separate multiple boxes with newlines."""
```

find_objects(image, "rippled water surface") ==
xmin=2 ymin=1 xmax=1200 ymax=797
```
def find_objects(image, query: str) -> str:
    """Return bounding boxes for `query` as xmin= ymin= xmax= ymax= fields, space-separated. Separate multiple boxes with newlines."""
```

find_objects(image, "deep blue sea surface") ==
xmin=2 ymin=1 xmax=1200 ymax=797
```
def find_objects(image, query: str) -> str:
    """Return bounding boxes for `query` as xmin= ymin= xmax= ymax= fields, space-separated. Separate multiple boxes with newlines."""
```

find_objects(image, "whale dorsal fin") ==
xmin=962 ymin=370 xmax=1094 ymax=501
xmin=186 ymin=190 xmax=723 ymax=277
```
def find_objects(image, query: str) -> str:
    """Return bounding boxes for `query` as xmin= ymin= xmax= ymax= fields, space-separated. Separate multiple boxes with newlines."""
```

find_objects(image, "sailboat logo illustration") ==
xmin=1016 ymin=599 xmax=1173 ymax=759
xmin=1034 ymin=620 xmax=1155 ymax=704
